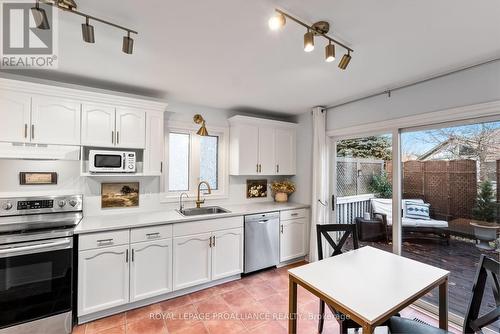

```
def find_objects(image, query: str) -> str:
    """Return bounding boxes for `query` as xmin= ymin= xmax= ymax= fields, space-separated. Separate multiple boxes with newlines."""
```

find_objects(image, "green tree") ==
xmin=472 ymin=180 xmax=497 ymax=223
xmin=369 ymin=172 xmax=392 ymax=198
xmin=337 ymin=136 xmax=392 ymax=160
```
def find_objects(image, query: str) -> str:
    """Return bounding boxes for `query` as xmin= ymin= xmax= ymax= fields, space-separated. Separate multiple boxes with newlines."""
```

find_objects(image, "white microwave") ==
xmin=89 ymin=150 xmax=136 ymax=173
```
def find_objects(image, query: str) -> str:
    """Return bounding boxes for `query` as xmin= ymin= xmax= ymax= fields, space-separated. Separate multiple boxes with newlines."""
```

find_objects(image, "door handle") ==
xmin=209 ymin=236 xmax=212 ymax=247
xmin=256 ymin=164 xmax=259 ymax=173
xmin=160 ymin=162 xmax=163 ymax=173
xmin=257 ymin=220 xmax=269 ymax=223
xmin=112 ymin=131 xmax=115 ymax=144
xmin=126 ymin=249 xmax=129 ymax=263
xmin=280 ymin=225 xmax=284 ymax=234
xmin=212 ymin=236 xmax=216 ymax=247
xmin=131 ymin=249 xmax=135 ymax=262
xmin=116 ymin=131 xmax=119 ymax=144
xmin=276 ymin=164 xmax=279 ymax=173
xmin=24 ymin=123 xmax=28 ymax=138
xmin=31 ymin=124 xmax=34 ymax=139
xmin=331 ymin=195 xmax=335 ymax=211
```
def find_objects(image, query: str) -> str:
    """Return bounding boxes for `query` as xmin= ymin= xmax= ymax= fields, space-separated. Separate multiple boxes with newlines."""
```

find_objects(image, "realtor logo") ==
xmin=1 ymin=0 xmax=58 ymax=68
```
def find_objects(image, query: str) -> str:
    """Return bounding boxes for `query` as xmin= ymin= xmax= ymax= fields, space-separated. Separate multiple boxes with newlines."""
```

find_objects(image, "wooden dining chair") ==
xmin=316 ymin=223 xmax=360 ymax=334
xmin=387 ymin=254 xmax=500 ymax=334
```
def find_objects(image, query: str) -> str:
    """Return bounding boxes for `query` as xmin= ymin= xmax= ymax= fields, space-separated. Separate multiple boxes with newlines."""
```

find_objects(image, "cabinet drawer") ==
xmin=280 ymin=208 xmax=308 ymax=221
xmin=79 ymin=230 xmax=129 ymax=251
xmin=131 ymin=224 xmax=172 ymax=243
xmin=173 ymin=216 xmax=243 ymax=237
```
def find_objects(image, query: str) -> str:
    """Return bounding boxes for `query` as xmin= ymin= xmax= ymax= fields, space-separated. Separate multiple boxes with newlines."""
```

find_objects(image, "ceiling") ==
xmin=8 ymin=0 xmax=500 ymax=114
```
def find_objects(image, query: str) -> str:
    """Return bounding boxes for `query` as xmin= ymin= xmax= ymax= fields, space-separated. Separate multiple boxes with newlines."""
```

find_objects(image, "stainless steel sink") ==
xmin=177 ymin=206 xmax=230 ymax=217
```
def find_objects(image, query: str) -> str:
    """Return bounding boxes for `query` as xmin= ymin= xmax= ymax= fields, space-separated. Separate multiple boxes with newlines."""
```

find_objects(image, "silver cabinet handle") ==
xmin=160 ymin=162 xmax=163 ymax=173
xmin=112 ymin=131 xmax=115 ymax=144
xmin=131 ymin=249 xmax=135 ymax=262
xmin=116 ymin=131 xmax=119 ymax=144
xmin=256 ymin=164 xmax=259 ymax=173
xmin=209 ymin=236 xmax=212 ymax=247
xmin=276 ymin=164 xmax=279 ymax=173
xmin=146 ymin=232 xmax=160 ymax=239
xmin=291 ymin=213 xmax=299 ymax=217
xmin=24 ymin=123 xmax=28 ymax=138
xmin=126 ymin=249 xmax=129 ymax=263
xmin=280 ymin=225 xmax=284 ymax=234
xmin=97 ymin=238 xmax=113 ymax=246
xmin=31 ymin=124 xmax=34 ymax=139
xmin=213 ymin=236 xmax=216 ymax=247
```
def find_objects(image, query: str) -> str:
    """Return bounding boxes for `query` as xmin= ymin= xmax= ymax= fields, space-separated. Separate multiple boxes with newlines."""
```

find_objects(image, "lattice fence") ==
xmin=336 ymin=158 xmax=385 ymax=197
xmin=396 ymin=160 xmax=477 ymax=220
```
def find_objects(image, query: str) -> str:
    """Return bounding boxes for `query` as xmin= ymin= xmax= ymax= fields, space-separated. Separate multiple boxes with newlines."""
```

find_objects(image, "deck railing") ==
xmin=336 ymin=194 xmax=375 ymax=224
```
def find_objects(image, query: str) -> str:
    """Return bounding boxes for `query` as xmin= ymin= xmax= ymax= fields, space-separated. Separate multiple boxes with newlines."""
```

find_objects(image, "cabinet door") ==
xmin=172 ymin=233 xmax=212 ymax=290
xmin=31 ymin=96 xmax=81 ymax=145
xmin=258 ymin=127 xmax=275 ymax=175
xmin=81 ymin=104 xmax=115 ymax=147
xmin=275 ymin=128 xmax=296 ymax=175
xmin=232 ymin=124 xmax=259 ymax=175
xmin=212 ymin=228 xmax=244 ymax=280
xmin=144 ymin=111 xmax=164 ymax=175
xmin=280 ymin=218 xmax=307 ymax=262
xmin=130 ymin=239 xmax=172 ymax=302
xmin=115 ymin=108 xmax=145 ymax=149
xmin=78 ymin=244 xmax=129 ymax=316
xmin=0 ymin=91 xmax=31 ymax=143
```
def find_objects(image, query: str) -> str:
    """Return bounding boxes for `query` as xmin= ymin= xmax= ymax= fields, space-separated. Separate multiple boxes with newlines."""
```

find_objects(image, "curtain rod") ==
xmin=325 ymin=57 xmax=500 ymax=110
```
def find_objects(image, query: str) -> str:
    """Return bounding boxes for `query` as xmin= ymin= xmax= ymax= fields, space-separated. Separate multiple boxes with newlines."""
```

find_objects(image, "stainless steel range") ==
xmin=0 ymin=195 xmax=83 ymax=334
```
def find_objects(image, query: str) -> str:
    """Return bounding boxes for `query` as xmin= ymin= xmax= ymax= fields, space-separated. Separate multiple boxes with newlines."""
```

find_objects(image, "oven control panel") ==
xmin=0 ymin=195 xmax=83 ymax=216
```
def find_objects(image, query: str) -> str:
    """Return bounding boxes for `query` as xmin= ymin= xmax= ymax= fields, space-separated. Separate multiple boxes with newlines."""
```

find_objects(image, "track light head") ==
xmin=325 ymin=42 xmax=335 ymax=62
xmin=268 ymin=12 xmax=286 ymax=31
xmin=122 ymin=32 xmax=134 ymax=54
xmin=338 ymin=51 xmax=352 ymax=69
xmin=304 ymin=30 xmax=314 ymax=52
xmin=81 ymin=17 xmax=95 ymax=43
xmin=31 ymin=1 xmax=50 ymax=30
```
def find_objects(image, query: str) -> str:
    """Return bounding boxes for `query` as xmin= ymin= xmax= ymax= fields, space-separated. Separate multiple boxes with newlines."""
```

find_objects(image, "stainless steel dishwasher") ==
xmin=244 ymin=211 xmax=280 ymax=273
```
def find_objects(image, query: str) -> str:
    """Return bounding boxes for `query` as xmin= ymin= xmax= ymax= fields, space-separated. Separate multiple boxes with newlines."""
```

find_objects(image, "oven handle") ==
xmin=0 ymin=238 xmax=72 ymax=257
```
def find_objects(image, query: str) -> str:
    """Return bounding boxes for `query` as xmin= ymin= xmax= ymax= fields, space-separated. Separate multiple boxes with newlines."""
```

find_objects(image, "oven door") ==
xmin=0 ymin=237 xmax=73 ymax=329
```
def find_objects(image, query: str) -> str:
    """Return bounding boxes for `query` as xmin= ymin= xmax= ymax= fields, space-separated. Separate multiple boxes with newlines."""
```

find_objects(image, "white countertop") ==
xmin=74 ymin=202 xmax=309 ymax=234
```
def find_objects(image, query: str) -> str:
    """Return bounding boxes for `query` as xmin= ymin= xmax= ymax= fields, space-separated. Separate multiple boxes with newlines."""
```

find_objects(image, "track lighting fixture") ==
xmin=304 ymin=30 xmax=314 ymax=52
xmin=269 ymin=9 xmax=353 ymax=69
xmin=338 ymin=51 xmax=352 ymax=70
xmin=33 ymin=0 xmax=138 ymax=54
xmin=325 ymin=42 xmax=335 ymax=62
xmin=31 ymin=1 xmax=50 ymax=30
xmin=81 ymin=17 xmax=95 ymax=43
xmin=122 ymin=32 xmax=134 ymax=55
xmin=268 ymin=12 xmax=286 ymax=31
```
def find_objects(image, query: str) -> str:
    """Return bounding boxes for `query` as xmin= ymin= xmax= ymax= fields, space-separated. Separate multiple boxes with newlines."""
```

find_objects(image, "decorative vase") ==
xmin=470 ymin=222 xmax=500 ymax=250
xmin=275 ymin=192 xmax=288 ymax=202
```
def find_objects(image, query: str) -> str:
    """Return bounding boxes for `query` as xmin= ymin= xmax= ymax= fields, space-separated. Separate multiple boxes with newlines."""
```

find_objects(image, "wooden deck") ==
xmin=344 ymin=236 xmax=499 ymax=331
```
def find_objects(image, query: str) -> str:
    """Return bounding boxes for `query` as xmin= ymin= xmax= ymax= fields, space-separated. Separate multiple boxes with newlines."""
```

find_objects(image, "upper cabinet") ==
xmin=229 ymin=116 xmax=297 ymax=176
xmin=31 ymin=95 xmax=81 ymax=145
xmin=144 ymin=110 xmax=164 ymax=175
xmin=0 ymin=91 xmax=31 ymax=143
xmin=0 ymin=92 xmax=81 ymax=145
xmin=81 ymin=104 xmax=146 ymax=149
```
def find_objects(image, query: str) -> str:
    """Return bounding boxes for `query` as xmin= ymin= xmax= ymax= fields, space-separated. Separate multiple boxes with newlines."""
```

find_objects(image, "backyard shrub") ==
xmin=472 ymin=180 xmax=498 ymax=223
xmin=369 ymin=172 xmax=392 ymax=199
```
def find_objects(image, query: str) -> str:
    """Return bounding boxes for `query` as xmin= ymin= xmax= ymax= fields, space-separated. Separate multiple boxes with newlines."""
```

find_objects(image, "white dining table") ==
xmin=288 ymin=246 xmax=450 ymax=334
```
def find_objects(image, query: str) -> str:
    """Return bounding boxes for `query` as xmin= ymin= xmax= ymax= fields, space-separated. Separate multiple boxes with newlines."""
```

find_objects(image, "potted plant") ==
xmin=470 ymin=180 xmax=499 ymax=250
xmin=271 ymin=180 xmax=296 ymax=202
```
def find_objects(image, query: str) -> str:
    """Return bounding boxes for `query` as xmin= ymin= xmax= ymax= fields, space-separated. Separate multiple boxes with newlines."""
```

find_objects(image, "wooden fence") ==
xmin=387 ymin=160 xmax=477 ymax=220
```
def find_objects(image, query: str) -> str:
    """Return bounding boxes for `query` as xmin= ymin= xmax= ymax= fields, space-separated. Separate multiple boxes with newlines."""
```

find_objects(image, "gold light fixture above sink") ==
xmin=193 ymin=114 xmax=208 ymax=136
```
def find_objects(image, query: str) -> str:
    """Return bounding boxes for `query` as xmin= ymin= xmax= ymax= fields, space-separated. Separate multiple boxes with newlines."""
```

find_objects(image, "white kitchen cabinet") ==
xmin=258 ymin=127 xmax=276 ymax=175
xmin=115 ymin=108 xmax=145 ymax=149
xmin=31 ymin=96 xmax=81 ymax=145
xmin=275 ymin=128 xmax=296 ymax=175
xmin=173 ymin=232 xmax=212 ymax=290
xmin=280 ymin=217 xmax=308 ymax=262
xmin=144 ymin=110 xmax=164 ymax=175
xmin=78 ymin=244 xmax=129 ymax=316
xmin=229 ymin=116 xmax=296 ymax=176
xmin=130 ymin=239 xmax=172 ymax=302
xmin=211 ymin=227 xmax=244 ymax=280
xmin=0 ymin=92 xmax=31 ymax=143
xmin=81 ymin=103 xmax=116 ymax=147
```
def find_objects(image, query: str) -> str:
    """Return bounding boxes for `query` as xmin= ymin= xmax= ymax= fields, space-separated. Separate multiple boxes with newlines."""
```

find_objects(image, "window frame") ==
xmin=162 ymin=120 xmax=229 ymax=202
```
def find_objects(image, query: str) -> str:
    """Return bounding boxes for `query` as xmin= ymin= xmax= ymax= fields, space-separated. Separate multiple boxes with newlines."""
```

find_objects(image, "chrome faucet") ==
xmin=196 ymin=181 xmax=212 ymax=208
xmin=179 ymin=192 xmax=189 ymax=211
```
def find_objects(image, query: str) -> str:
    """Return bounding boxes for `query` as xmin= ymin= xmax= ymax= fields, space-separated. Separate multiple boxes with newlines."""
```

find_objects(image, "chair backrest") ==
xmin=316 ymin=224 xmax=359 ymax=261
xmin=463 ymin=254 xmax=500 ymax=333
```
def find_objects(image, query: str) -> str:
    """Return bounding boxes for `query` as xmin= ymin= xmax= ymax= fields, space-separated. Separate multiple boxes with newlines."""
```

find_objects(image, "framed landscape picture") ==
xmin=101 ymin=182 xmax=139 ymax=208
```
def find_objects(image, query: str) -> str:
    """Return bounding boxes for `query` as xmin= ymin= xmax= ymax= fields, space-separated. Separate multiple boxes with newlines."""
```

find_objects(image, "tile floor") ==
xmin=73 ymin=262 xmax=461 ymax=334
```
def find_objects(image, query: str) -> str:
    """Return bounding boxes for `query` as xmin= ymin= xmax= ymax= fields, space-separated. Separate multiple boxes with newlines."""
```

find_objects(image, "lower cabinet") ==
xmin=130 ymin=239 xmax=173 ymax=302
xmin=78 ymin=244 xmax=130 ymax=315
xmin=173 ymin=232 xmax=212 ymax=290
xmin=280 ymin=216 xmax=308 ymax=262
xmin=173 ymin=227 xmax=244 ymax=290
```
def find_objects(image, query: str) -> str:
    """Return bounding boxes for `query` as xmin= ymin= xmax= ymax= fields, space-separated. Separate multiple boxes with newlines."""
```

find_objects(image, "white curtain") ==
xmin=308 ymin=107 xmax=329 ymax=262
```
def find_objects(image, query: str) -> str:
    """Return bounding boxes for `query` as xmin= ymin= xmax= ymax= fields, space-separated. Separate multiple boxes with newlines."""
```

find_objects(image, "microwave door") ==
xmin=94 ymin=154 xmax=122 ymax=169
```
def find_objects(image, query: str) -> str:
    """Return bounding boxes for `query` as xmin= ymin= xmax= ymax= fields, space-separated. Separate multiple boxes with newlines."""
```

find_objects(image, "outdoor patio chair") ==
xmin=387 ymin=254 xmax=500 ymax=334
xmin=371 ymin=198 xmax=451 ymax=244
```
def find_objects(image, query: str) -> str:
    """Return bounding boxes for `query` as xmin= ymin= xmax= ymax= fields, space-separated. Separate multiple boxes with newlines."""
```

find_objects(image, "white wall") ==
xmin=327 ymin=60 xmax=500 ymax=131
xmin=291 ymin=112 xmax=313 ymax=206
